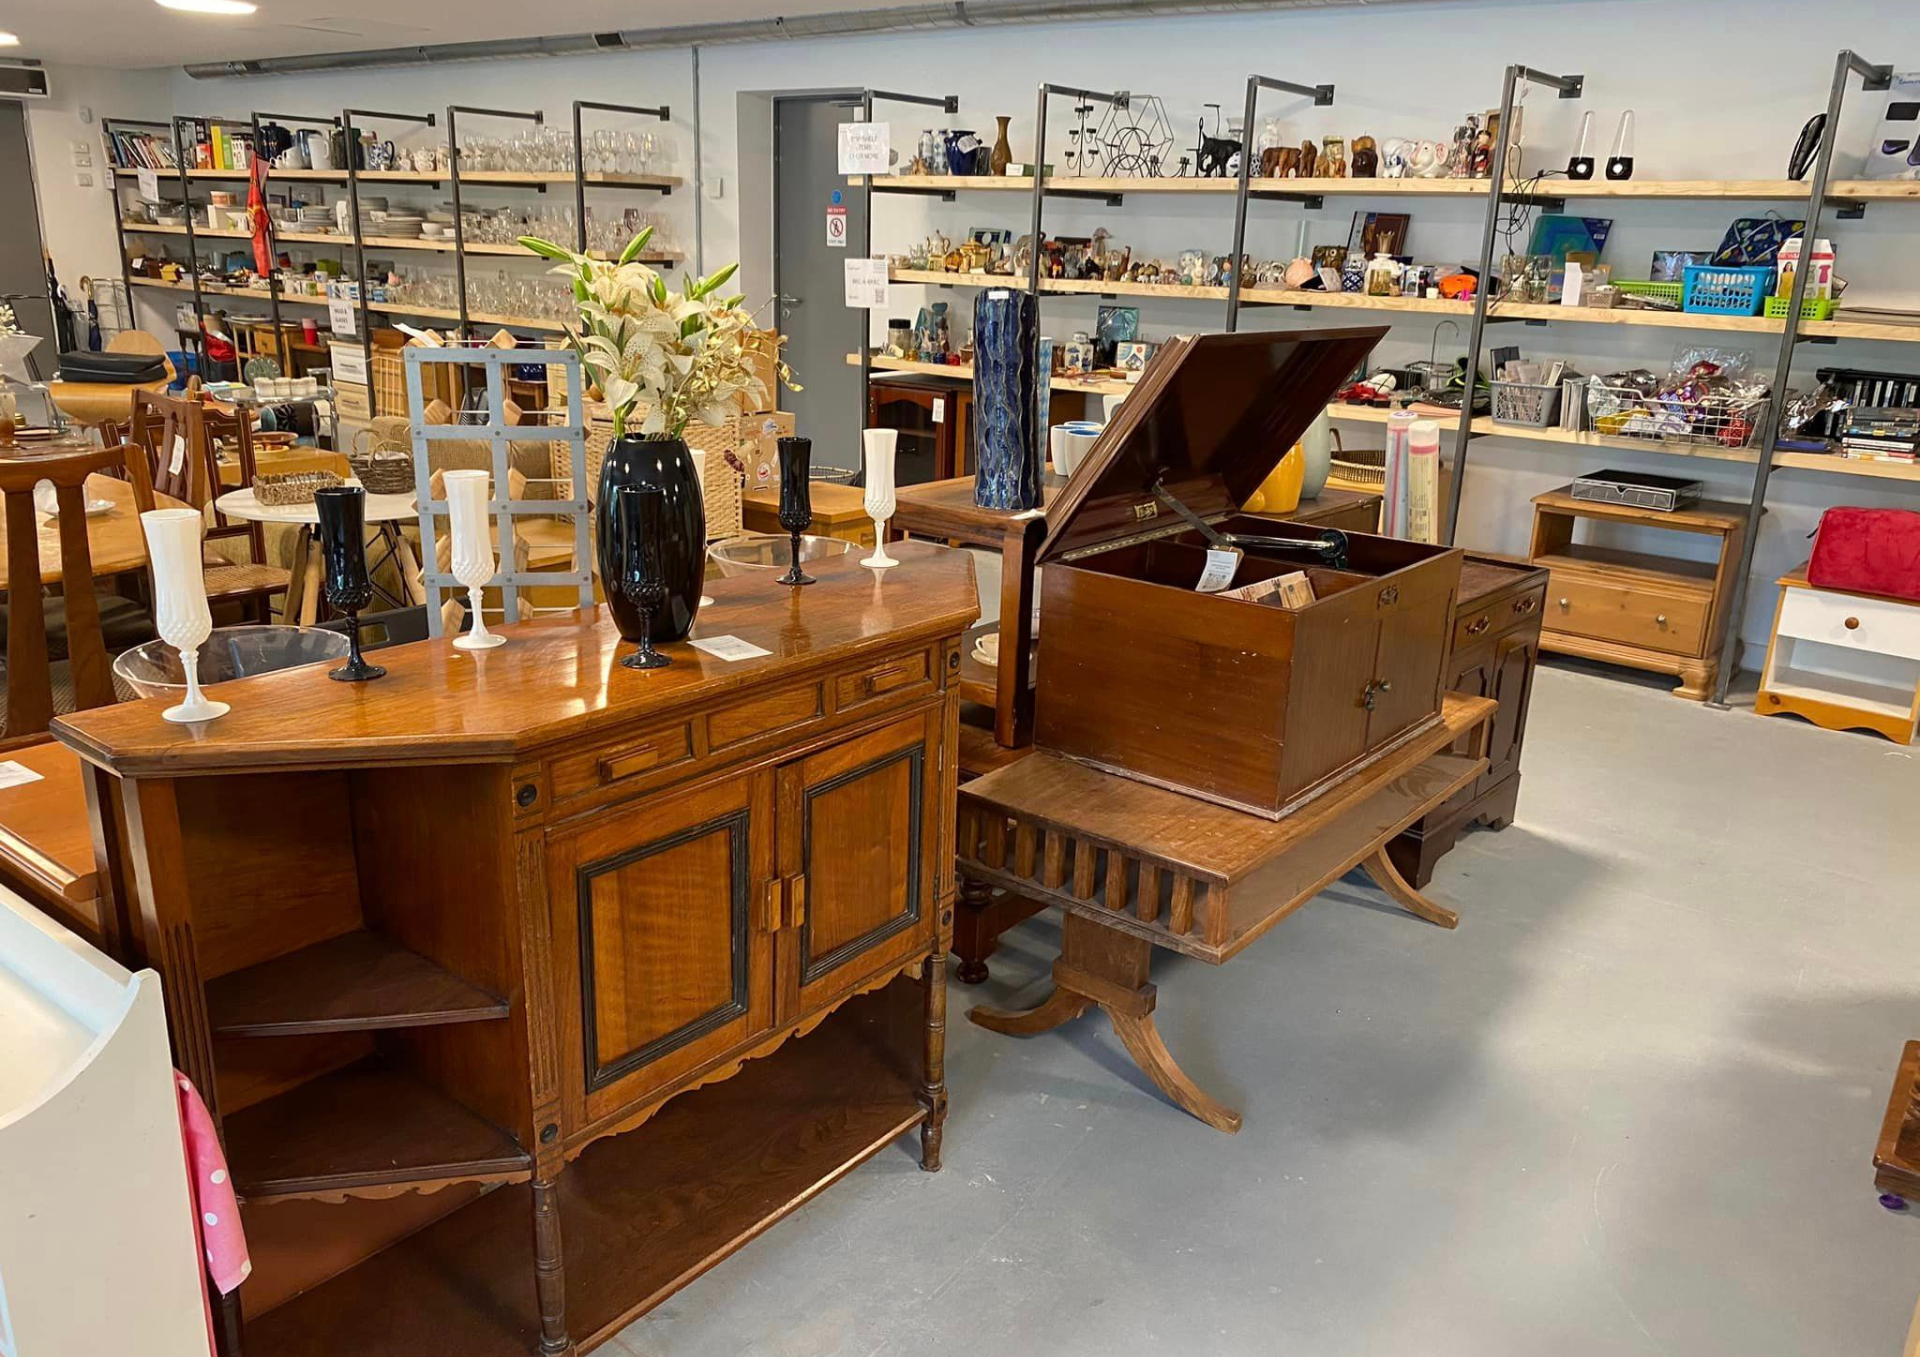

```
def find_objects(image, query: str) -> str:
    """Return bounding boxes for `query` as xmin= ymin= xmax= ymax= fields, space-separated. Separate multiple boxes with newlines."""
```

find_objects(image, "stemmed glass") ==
xmin=444 ymin=469 xmax=505 ymax=650
xmin=313 ymin=486 xmax=386 ymax=682
xmin=775 ymin=436 xmax=815 ymax=587
xmin=140 ymin=508 xmax=229 ymax=724
xmin=618 ymin=485 xmax=671 ymax=670
xmin=861 ymin=429 xmax=899 ymax=569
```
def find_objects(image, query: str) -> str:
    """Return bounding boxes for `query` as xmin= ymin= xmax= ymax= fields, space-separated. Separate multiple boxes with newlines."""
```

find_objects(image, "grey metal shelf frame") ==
xmin=250 ymin=110 xmax=341 ymax=362
xmin=1224 ymin=74 xmax=1335 ymax=333
xmin=343 ymin=104 xmax=437 ymax=413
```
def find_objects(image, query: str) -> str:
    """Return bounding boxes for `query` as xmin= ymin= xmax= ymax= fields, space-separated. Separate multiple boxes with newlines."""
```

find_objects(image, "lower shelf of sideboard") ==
xmin=242 ymin=973 xmax=930 ymax=1357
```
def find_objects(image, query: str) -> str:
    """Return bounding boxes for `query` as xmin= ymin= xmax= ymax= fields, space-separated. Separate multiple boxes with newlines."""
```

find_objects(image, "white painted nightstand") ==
xmin=1757 ymin=566 xmax=1920 ymax=744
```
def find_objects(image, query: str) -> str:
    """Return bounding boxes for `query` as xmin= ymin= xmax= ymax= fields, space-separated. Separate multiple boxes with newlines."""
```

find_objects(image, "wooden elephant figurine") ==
xmin=1351 ymin=135 xmax=1379 ymax=178
xmin=1297 ymin=139 xmax=1317 ymax=178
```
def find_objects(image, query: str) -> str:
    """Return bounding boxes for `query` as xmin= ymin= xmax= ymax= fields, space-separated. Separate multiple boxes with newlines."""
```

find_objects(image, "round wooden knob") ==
xmin=1558 ymin=597 xmax=1569 ymax=609
xmin=1845 ymin=616 xmax=1861 ymax=630
xmin=1656 ymin=614 xmax=1668 ymax=626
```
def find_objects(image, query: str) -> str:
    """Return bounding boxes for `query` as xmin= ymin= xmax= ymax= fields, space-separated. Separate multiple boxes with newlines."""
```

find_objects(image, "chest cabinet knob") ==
xmin=1846 ymin=616 xmax=1861 ymax=630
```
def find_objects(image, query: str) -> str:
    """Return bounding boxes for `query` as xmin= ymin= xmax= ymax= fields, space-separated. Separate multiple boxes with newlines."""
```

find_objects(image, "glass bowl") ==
xmin=706 ymin=534 xmax=854 ymax=578
xmin=113 ymin=625 xmax=352 ymax=699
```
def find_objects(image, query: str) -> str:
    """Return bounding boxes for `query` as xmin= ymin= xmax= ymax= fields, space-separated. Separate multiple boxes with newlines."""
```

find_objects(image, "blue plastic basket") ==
xmin=1681 ymin=265 xmax=1774 ymax=317
xmin=166 ymin=350 xmax=198 ymax=391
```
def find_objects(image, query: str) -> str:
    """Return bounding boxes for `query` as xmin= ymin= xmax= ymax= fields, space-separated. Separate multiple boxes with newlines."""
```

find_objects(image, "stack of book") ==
xmin=104 ymin=129 xmax=178 ymax=170
xmin=1839 ymin=407 xmax=1920 ymax=463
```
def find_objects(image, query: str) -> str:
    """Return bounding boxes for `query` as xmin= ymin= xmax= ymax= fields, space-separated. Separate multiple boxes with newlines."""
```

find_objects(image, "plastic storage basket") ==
xmin=1491 ymin=379 xmax=1563 ymax=428
xmin=1613 ymin=280 xmax=1683 ymax=305
xmin=1763 ymin=295 xmax=1838 ymax=321
xmin=1682 ymin=265 xmax=1774 ymax=317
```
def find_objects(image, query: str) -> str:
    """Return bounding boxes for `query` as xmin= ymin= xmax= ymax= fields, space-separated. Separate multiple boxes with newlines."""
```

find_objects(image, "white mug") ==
xmin=1050 ymin=421 xmax=1103 ymax=478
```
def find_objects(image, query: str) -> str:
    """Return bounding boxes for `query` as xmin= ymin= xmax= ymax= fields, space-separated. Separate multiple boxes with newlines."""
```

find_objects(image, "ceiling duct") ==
xmin=185 ymin=0 xmax=1399 ymax=78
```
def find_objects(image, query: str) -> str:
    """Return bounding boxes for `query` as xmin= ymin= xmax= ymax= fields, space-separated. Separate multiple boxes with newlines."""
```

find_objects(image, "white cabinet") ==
xmin=1759 ymin=569 xmax=1920 ymax=745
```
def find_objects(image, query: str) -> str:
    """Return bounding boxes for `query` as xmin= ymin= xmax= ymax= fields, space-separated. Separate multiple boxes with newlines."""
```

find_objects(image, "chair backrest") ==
xmin=130 ymin=388 xmax=213 ymax=507
xmin=0 ymin=444 xmax=135 ymax=744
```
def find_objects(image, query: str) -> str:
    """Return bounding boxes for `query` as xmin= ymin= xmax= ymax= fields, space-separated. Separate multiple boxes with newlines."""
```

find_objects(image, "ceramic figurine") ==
xmin=1317 ymin=136 xmax=1347 ymax=178
xmin=1470 ymin=124 xmax=1495 ymax=178
xmin=1351 ymin=135 xmax=1378 ymax=177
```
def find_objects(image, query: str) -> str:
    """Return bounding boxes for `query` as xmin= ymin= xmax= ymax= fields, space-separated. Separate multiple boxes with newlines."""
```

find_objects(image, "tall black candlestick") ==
xmin=314 ymin=485 xmax=385 ymax=682
xmin=775 ymin=435 xmax=815 ymax=587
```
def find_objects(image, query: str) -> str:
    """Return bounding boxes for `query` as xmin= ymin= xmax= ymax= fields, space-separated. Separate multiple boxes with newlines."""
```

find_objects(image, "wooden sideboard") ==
xmin=53 ymin=543 xmax=978 ymax=1357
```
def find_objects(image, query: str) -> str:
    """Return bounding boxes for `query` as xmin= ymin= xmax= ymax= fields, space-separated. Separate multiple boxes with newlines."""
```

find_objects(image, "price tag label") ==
xmin=931 ymin=398 xmax=945 ymax=425
xmin=689 ymin=634 xmax=773 ymax=662
xmin=843 ymin=257 xmax=889 ymax=308
xmin=1194 ymin=547 xmax=1242 ymax=594
xmin=136 ymin=167 xmax=160 ymax=203
xmin=327 ymin=281 xmax=358 ymax=338
xmin=837 ymin=121 xmax=891 ymax=175
xmin=169 ymin=434 xmax=187 ymax=476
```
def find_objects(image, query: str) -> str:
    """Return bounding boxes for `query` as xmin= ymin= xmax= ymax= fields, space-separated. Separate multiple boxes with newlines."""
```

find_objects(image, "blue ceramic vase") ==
xmin=596 ymin=435 xmax=706 ymax=643
xmin=972 ymin=289 xmax=1042 ymax=511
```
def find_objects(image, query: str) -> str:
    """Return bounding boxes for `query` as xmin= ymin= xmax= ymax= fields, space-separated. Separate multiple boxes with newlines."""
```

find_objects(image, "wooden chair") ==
xmin=129 ymin=388 xmax=290 ymax=623
xmin=0 ymin=444 xmax=148 ymax=749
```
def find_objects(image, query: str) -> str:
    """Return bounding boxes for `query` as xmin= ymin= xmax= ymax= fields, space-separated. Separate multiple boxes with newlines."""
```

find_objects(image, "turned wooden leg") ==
xmin=1360 ymin=848 xmax=1459 ymax=929
xmin=530 ymin=1178 xmax=573 ymax=1356
xmin=919 ymin=947 xmax=949 ymax=1173
xmin=954 ymin=874 xmax=993 ymax=985
xmin=973 ymin=914 xmax=1243 ymax=1133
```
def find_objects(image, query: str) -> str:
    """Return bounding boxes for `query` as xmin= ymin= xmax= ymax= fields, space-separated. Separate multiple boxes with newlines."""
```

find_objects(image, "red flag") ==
xmin=247 ymin=156 xmax=273 ymax=277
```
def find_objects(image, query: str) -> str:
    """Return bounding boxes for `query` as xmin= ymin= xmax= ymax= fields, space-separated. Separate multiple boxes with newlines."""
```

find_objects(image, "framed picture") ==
xmin=1095 ymin=303 xmax=1139 ymax=366
xmin=1310 ymin=244 xmax=1348 ymax=271
xmin=968 ymin=226 xmax=1012 ymax=247
xmin=1346 ymin=212 xmax=1411 ymax=260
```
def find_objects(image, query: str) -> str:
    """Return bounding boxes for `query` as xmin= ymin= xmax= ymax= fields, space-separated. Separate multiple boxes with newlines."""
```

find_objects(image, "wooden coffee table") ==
xmin=958 ymin=692 xmax=1494 ymax=1132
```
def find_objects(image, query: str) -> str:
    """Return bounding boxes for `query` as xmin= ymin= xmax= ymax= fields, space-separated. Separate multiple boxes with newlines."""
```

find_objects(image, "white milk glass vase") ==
xmin=140 ymin=508 xmax=229 ymax=724
xmin=443 ymin=469 xmax=506 ymax=650
xmin=861 ymin=428 xmax=899 ymax=570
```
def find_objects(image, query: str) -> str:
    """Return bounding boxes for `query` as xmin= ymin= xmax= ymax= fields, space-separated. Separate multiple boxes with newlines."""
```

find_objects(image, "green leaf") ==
xmin=617 ymin=226 xmax=656 ymax=265
xmin=517 ymin=235 xmax=576 ymax=262
xmin=650 ymin=275 xmax=669 ymax=305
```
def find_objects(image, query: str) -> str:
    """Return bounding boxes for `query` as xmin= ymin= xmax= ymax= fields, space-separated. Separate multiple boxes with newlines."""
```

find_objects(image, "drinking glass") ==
xmin=775 ymin=436 xmax=815 ymax=587
xmin=140 ymin=508 xmax=229 ymax=723
xmin=618 ymin=485 xmax=671 ymax=670
xmin=313 ymin=486 xmax=386 ymax=682
xmin=861 ymin=429 xmax=899 ymax=569
xmin=444 ymin=469 xmax=506 ymax=650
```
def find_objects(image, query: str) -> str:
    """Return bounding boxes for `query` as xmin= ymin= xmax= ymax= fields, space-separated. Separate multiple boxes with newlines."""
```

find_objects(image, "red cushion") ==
xmin=1807 ymin=507 xmax=1920 ymax=602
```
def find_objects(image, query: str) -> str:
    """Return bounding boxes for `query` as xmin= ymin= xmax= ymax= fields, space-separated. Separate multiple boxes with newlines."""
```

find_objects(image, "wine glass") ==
xmin=313 ymin=486 xmax=386 ymax=682
xmin=618 ymin=485 xmax=671 ymax=670
xmin=140 ymin=508 xmax=229 ymax=724
xmin=774 ymin=436 xmax=815 ymax=587
xmin=861 ymin=428 xmax=899 ymax=569
xmin=443 ymin=469 xmax=505 ymax=650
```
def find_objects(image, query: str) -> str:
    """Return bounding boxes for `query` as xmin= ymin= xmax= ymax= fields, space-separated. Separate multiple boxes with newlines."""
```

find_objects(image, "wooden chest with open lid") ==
xmin=1032 ymin=326 xmax=1464 ymax=818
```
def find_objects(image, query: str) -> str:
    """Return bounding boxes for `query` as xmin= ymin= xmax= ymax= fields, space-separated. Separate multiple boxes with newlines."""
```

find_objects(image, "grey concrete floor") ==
xmin=615 ymin=662 xmax=1920 ymax=1357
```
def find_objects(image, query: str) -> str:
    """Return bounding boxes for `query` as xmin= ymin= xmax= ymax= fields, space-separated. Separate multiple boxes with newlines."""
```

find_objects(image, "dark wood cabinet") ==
xmin=1389 ymin=555 xmax=1548 ymax=887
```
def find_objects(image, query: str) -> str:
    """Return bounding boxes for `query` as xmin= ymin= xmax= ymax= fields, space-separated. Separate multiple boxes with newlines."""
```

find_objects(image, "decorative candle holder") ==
xmin=140 ymin=508 xmax=229 ymax=724
xmin=313 ymin=486 xmax=386 ymax=682
xmin=861 ymin=428 xmax=899 ymax=570
xmin=443 ymin=469 xmax=506 ymax=651
xmin=775 ymin=435 xmax=815 ymax=587
xmin=618 ymin=485 xmax=671 ymax=671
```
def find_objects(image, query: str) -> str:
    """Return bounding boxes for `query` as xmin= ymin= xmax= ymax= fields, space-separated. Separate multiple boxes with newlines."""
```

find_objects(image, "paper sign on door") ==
xmin=837 ymin=122 xmax=890 ymax=175
xmin=843 ymin=258 xmax=889 ymax=309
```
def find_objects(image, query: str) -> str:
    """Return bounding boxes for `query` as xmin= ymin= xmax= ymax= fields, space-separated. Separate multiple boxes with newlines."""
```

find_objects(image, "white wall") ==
xmin=25 ymin=62 xmax=175 ymax=334
xmin=71 ymin=0 xmax=1917 ymax=660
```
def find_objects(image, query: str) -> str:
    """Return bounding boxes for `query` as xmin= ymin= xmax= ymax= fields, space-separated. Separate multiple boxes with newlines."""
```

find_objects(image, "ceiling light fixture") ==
xmin=0 ymin=32 xmax=19 ymax=46
xmin=156 ymin=0 xmax=259 ymax=14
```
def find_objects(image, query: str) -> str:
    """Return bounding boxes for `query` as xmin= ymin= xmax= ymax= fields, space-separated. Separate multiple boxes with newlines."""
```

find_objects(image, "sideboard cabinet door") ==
xmin=547 ymin=767 xmax=776 ymax=1127
xmin=781 ymin=708 xmax=939 ymax=1022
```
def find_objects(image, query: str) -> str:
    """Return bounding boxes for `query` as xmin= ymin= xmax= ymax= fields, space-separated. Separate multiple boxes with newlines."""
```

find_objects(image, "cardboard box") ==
xmin=723 ymin=411 xmax=798 ymax=489
xmin=737 ymin=329 xmax=781 ymax=415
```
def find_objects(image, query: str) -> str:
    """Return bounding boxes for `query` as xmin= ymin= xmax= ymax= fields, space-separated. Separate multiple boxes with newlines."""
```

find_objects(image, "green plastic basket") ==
xmin=1763 ymin=294 xmax=1837 ymax=320
xmin=1614 ymin=280 xmax=1683 ymax=304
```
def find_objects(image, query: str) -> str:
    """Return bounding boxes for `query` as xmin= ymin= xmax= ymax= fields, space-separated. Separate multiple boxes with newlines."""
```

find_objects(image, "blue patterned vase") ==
xmin=972 ymin=288 xmax=1042 ymax=511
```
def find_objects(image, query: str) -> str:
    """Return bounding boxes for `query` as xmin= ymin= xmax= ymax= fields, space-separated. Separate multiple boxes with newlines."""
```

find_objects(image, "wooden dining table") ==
xmin=0 ymin=470 xmax=189 ymax=589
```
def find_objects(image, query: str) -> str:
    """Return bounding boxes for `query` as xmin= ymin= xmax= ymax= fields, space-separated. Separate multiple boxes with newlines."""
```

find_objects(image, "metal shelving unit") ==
xmin=571 ymin=98 xmax=675 ymax=260
xmin=343 ymin=105 xmax=437 ymax=410
xmin=1225 ymin=74 xmax=1335 ymax=333
xmin=446 ymin=104 xmax=543 ymax=344
xmin=249 ymin=110 xmax=341 ymax=364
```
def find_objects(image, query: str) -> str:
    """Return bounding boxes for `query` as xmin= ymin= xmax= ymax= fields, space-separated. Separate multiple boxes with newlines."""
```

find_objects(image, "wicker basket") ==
xmin=1328 ymin=447 xmax=1386 ymax=489
xmin=349 ymin=449 xmax=416 ymax=495
xmin=252 ymin=470 xmax=343 ymax=505
xmin=550 ymin=405 xmax=744 ymax=540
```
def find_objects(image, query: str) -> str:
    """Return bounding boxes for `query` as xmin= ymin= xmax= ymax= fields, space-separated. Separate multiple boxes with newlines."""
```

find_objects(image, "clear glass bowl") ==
xmin=113 ymin=625 xmax=351 ymax=699
xmin=706 ymin=533 xmax=854 ymax=578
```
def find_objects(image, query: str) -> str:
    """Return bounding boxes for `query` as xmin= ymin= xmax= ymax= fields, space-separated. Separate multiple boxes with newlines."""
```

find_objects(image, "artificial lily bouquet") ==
xmin=519 ymin=227 xmax=798 ymax=440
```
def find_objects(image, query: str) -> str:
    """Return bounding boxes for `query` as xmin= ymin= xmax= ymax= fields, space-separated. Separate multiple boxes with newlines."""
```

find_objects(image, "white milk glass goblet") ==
xmin=861 ymin=428 xmax=899 ymax=569
xmin=444 ymin=470 xmax=506 ymax=650
xmin=141 ymin=508 xmax=229 ymax=724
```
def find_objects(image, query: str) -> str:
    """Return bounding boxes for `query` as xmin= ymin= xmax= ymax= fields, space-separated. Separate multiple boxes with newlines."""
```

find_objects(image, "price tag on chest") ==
xmin=1194 ymin=547 xmax=1242 ymax=593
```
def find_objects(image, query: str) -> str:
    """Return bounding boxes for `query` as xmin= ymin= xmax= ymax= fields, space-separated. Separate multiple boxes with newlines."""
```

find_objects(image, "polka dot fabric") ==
xmin=175 ymin=1072 xmax=251 ymax=1294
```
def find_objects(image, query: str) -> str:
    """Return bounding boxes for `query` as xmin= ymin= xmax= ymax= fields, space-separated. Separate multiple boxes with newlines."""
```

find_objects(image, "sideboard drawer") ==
xmin=833 ymin=646 xmax=935 ymax=714
xmin=1546 ymin=570 xmax=1708 ymax=657
xmin=550 ymin=719 xmax=697 ymax=803
xmin=707 ymin=681 xmax=827 ymax=753
xmin=1778 ymin=586 xmax=1920 ymax=662
xmin=1452 ymin=583 xmax=1546 ymax=652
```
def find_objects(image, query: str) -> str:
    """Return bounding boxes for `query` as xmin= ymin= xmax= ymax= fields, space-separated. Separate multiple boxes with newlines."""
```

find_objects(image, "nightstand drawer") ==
xmin=1545 ymin=570 xmax=1708 ymax=657
xmin=1778 ymin=587 xmax=1920 ymax=661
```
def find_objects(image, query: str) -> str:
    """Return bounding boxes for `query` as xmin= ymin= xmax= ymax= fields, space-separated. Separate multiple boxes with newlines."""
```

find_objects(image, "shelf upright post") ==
xmin=170 ymin=117 xmax=207 ymax=369
xmin=1026 ymin=84 xmax=1127 ymax=439
xmin=570 ymin=100 xmax=674 ymax=257
xmin=1707 ymin=48 xmax=1892 ymax=707
xmin=852 ymin=90 xmax=957 ymax=450
xmin=1225 ymin=75 xmax=1334 ymax=333
xmin=1441 ymin=64 xmax=1583 ymax=546
xmin=341 ymin=108 xmax=435 ymax=416
xmin=448 ymin=105 xmax=544 ymax=348
xmin=103 ymin=118 xmax=172 ymax=345
xmin=248 ymin=113 xmax=340 ymax=374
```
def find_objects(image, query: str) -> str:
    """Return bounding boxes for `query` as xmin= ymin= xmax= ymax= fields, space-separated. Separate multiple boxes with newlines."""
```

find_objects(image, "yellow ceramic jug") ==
xmin=1244 ymin=442 xmax=1305 ymax=515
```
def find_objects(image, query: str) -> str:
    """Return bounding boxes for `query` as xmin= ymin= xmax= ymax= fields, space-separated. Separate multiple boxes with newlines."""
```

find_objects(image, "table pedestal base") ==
xmin=971 ymin=914 xmax=1244 ymax=1134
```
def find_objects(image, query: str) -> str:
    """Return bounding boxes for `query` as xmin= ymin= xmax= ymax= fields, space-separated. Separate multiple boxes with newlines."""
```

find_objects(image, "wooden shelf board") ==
xmin=207 ymin=929 xmax=510 ymax=1038
xmin=239 ymin=977 xmax=927 ymax=1357
xmin=224 ymin=1058 xmax=531 ymax=1203
xmin=1532 ymin=488 xmax=1751 ymax=531
xmin=1764 ymin=667 xmax=1916 ymax=719
xmin=849 ymin=351 xmax=1131 ymax=397
xmin=1534 ymin=544 xmax=1717 ymax=591
xmin=854 ymin=173 xmax=1918 ymax=202
xmin=129 ymin=276 xmax=330 ymax=309
xmin=1775 ymin=452 xmax=1920 ymax=481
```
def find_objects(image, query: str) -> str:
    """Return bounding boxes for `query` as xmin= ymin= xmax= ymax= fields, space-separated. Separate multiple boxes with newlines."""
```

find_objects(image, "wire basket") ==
xmin=1576 ymin=381 xmax=1769 ymax=449
xmin=1682 ymin=265 xmax=1774 ymax=317
xmin=252 ymin=470 xmax=343 ymax=505
xmin=349 ymin=449 xmax=416 ymax=495
xmin=1763 ymin=294 xmax=1837 ymax=320
xmin=1614 ymin=280 xmax=1683 ymax=305
xmin=1491 ymin=379 xmax=1564 ymax=428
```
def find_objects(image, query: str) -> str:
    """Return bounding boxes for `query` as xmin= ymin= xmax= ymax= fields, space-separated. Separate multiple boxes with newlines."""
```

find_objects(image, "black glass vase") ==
xmin=313 ymin=485 xmax=385 ymax=682
xmin=775 ymin=435 xmax=814 ymax=587
xmin=595 ymin=435 xmax=706 ymax=643
xmin=617 ymin=485 xmax=671 ymax=671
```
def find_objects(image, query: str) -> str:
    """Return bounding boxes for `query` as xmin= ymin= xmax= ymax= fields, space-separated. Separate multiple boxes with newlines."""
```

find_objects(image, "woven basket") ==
xmin=350 ymin=449 xmax=416 ymax=495
xmin=253 ymin=470 xmax=343 ymax=505
xmin=550 ymin=406 xmax=743 ymax=540
xmin=1328 ymin=447 xmax=1386 ymax=489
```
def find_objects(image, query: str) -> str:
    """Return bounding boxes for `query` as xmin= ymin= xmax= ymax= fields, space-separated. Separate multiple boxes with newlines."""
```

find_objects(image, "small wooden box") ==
xmin=1034 ymin=328 xmax=1464 ymax=818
